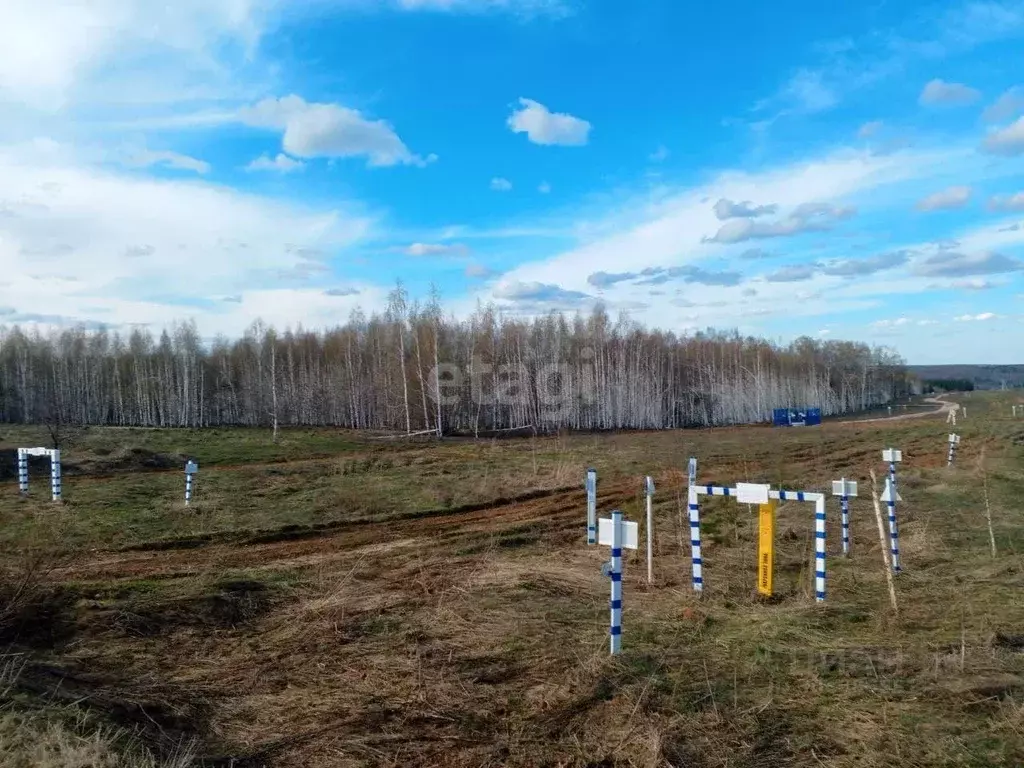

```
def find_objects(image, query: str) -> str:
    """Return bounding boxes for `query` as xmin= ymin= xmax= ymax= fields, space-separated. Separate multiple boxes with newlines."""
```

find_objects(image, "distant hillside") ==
xmin=908 ymin=364 xmax=1024 ymax=390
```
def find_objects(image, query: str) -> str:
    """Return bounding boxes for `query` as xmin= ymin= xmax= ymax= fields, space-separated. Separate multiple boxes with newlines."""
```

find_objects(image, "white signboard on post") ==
xmin=598 ymin=518 xmax=639 ymax=549
xmin=831 ymin=479 xmax=859 ymax=497
xmin=736 ymin=482 xmax=771 ymax=505
xmin=882 ymin=448 xmax=902 ymax=463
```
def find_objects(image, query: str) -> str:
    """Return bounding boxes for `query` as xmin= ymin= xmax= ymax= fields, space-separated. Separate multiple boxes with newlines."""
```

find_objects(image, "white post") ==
xmin=831 ymin=478 xmax=857 ymax=557
xmin=687 ymin=485 xmax=703 ymax=594
xmin=645 ymin=476 xmax=654 ymax=584
xmin=962 ymin=406 xmax=967 ymax=419
xmin=585 ymin=468 xmax=597 ymax=545
xmin=947 ymin=434 xmax=960 ymax=467
xmin=609 ymin=510 xmax=623 ymax=655
xmin=814 ymin=496 xmax=826 ymax=603
xmin=184 ymin=460 xmax=198 ymax=505
xmin=49 ymin=449 xmax=61 ymax=502
xmin=17 ymin=448 xmax=28 ymax=495
xmin=882 ymin=449 xmax=902 ymax=574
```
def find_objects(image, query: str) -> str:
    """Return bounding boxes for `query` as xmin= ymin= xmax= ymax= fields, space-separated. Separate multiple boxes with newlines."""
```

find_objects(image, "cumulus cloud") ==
xmin=872 ymin=317 xmax=912 ymax=328
xmin=705 ymin=202 xmax=854 ymax=244
xmin=400 ymin=242 xmax=469 ymax=256
xmin=913 ymin=250 xmax=1024 ymax=277
xmin=916 ymin=185 xmax=972 ymax=211
xmin=918 ymin=79 xmax=981 ymax=107
xmin=507 ymin=98 xmax=591 ymax=146
xmin=988 ymin=192 xmax=1024 ymax=212
xmin=587 ymin=265 xmax=741 ymax=289
xmin=125 ymin=148 xmax=210 ymax=174
xmin=819 ymin=250 xmax=910 ymax=276
xmin=765 ymin=264 xmax=816 ymax=282
xmin=954 ymin=312 xmax=997 ymax=321
xmin=981 ymin=117 xmax=1024 ymax=156
xmin=493 ymin=280 xmax=590 ymax=304
xmin=983 ymin=86 xmax=1024 ymax=122
xmin=246 ymin=153 xmax=305 ymax=173
xmin=713 ymin=198 xmax=778 ymax=220
xmin=739 ymin=248 xmax=773 ymax=260
xmin=947 ymin=278 xmax=998 ymax=290
xmin=239 ymin=95 xmax=430 ymax=167
xmin=490 ymin=177 xmax=512 ymax=191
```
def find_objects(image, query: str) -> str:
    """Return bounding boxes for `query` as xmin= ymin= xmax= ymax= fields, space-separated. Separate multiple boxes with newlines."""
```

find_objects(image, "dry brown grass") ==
xmin=0 ymin=395 xmax=1022 ymax=766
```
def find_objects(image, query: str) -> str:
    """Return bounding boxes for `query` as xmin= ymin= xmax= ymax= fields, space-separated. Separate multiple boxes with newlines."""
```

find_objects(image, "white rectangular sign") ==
xmin=882 ymin=448 xmax=902 ymax=462
xmin=598 ymin=518 xmax=639 ymax=550
xmin=24 ymin=447 xmax=49 ymax=457
xmin=688 ymin=458 xmax=697 ymax=485
xmin=736 ymin=482 xmax=771 ymax=505
xmin=831 ymin=480 xmax=858 ymax=497
xmin=948 ymin=434 xmax=960 ymax=444
xmin=185 ymin=461 xmax=199 ymax=474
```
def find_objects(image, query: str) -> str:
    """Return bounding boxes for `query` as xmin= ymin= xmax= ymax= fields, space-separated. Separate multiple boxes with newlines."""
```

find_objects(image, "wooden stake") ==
xmin=869 ymin=470 xmax=899 ymax=614
xmin=980 ymin=447 xmax=997 ymax=559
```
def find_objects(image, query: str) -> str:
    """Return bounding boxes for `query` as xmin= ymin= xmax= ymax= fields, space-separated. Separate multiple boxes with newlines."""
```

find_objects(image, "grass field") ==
xmin=1 ymin=392 xmax=1022 ymax=767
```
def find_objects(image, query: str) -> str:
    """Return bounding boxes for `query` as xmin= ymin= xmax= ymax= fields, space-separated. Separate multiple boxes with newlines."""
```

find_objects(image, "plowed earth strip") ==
xmin=52 ymin=479 xmax=643 ymax=584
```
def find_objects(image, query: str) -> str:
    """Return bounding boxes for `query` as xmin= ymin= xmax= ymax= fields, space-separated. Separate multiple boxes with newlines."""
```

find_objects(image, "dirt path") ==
xmin=840 ymin=395 xmax=959 ymax=424
xmin=50 ymin=477 xmax=644 ymax=584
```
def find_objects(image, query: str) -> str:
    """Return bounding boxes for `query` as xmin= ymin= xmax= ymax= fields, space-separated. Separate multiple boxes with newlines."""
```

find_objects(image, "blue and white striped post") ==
xmin=644 ymin=476 xmax=655 ymax=584
xmin=687 ymin=484 xmax=703 ymax=594
xmin=692 ymin=484 xmax=828 ymax=602
xmin=185 ymin=460 xmax=199 ymax=505
xmin=813 ymin=496 xmax=826 ymax=602
xmin=609 ymin=509 xmax=623 ymax=655
xmin=49 ymin=449 xmax=61 ymax=502
xmin=585 ymin=468 xmax=597 ymax=544
xmin=947 ymin=434 xmax=960 ymax=467
xmin=831 ymin=478 xmax=858 ymax=556
xmin=17 ymin=449 xmax=28 ymax=495
xmin=882 ymin=449 xmax=902 ymax=573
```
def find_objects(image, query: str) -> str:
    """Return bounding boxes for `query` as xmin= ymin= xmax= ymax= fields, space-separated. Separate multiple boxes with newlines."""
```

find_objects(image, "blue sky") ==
xmin=2 ymin=0 xmax=1024 ymax=363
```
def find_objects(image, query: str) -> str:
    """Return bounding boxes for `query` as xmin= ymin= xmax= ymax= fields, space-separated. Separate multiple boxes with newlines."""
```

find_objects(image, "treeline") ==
xmin=0 ymin=293 xmax=912 ymax=433
xmin=922 ymin=379 xmax=975 ymax=393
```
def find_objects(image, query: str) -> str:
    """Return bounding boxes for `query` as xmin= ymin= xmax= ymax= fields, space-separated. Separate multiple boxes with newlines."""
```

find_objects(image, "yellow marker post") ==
xmin=757 ymin=500 xmax=776 ymax=596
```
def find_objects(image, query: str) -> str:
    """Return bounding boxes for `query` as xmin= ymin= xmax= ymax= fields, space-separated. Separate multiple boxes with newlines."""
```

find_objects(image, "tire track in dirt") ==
xmin=51 ymin=478 xmax=644 ymax=583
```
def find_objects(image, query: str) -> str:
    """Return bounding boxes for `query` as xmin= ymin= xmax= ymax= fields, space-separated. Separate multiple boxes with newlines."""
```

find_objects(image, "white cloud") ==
xmin=988 ymin=192 xmax=1024 ymax=211
xmin=394 ymin=0 xmax=569 ymax=14
xmin=125 ymin=147 xmax=210 ymax=174
xmin=919 ymin=79 xmax=981 ymax=107
xmin=705 ymin=202 xmax=854 ymax=243
xmin=245 ymin=153 xmax=305 ymax=173
xmin=0 ymin=140 xmax=378 ymax=335
xmin=239 ymin=95 xmax=431 ymax=167
xmin=983 ymin=86 xmax=1024 ymax=122
xmin=713 ymin=198 xmax=778 ymax=220
xmin=982 ymin=117 xmax=1024 ymax=156
xmin=538 ymin=181 xmax=551 ymax=194
xmin=872 ymin=317 xmax=912 ymax=328
xmin=490 ymin=177 xmax=513 ymax=191
xmin=400 ymin=242 xmax=469 ymax=256
xmin=912 ymin=250 xmax=1024 ymax=277
xmin=955 ymin=312 xmax=997 ymax=321
xmin=0 ymin=0 xmax=264 ymax=110
xmin=507 ymin=98 xmax=591 ymax=146
xmin=858 ymin=120 xmax=883 ymax=138
xmin=915 ymin=185 xmax=972 ymax=211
